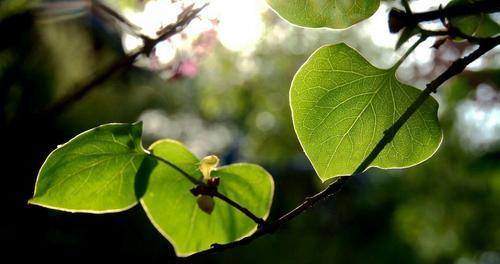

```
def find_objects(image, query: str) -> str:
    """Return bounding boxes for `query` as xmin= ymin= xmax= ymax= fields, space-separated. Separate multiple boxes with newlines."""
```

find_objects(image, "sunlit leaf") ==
xmin=29 ymin=123 xmax=148 ymax=212
xmin=141 ymin=140 xmax=274 ymax=256
xmin=266 ymin=0 xmax=380 ymax=29
xmin=290 ymin=43 xmax=442 ymax=181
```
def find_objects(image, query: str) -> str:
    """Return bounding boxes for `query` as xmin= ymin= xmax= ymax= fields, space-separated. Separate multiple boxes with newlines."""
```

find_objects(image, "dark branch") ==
xmin=411 ymin=0 xmax=499 ymax=24
xmin=39 ymin=3 xmax=206 ymax=121
xmin=389 ymin=0 xmax=500 ymax=33
xmin=179 ymin=35 xmax=500 ymax=262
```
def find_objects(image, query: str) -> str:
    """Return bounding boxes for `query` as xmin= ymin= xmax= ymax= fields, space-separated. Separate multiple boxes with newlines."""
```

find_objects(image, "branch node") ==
xmin=257 ymin=220 xmax=270 ymax=230
xmin=190 ymin=185 xmax=216 ymax=197
xmin=141 ymin=35 xmax=156 ymax=56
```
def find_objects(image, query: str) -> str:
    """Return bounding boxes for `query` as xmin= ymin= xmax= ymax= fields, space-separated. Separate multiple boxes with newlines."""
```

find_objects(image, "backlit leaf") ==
xmin=266 ymin=0 xmax=380 ymax=29
xmin=29 ymin=123 xmax=148 ymax=212
xmin=290 ymin=43 xmax=442 ymax=181
xmin=141 ymin=140 xmax=274 ymax=256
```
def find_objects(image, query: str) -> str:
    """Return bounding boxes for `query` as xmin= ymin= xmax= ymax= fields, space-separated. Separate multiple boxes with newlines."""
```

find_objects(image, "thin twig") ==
xmin=179 ymin=35 xmax=500 ymax=262
xmin=393 ymin=35 xmax=427 ymax=69
xmin=39 ymin=3 xmax=207 ymax=121
xmin=41 ymin=52 xmax=141 ymax=121
xmin=92 ymin=0 xmax=141 ymax=33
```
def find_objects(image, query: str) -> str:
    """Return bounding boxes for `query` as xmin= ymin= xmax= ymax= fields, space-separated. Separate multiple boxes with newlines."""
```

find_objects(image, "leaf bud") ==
xmin=196 ymin=195 xmax=215 ymax=214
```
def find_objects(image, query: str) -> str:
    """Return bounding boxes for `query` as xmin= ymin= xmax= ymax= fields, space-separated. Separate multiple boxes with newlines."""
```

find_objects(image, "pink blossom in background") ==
xmin=178 ymin=60 xmax=198 ymax=77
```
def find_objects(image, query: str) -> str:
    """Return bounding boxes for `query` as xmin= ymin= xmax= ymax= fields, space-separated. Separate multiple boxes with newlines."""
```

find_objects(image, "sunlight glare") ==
xmin=208 ymin=0 xmax=267 ymax=53
xmin=120 ymin=0 xmax=267 ymax=67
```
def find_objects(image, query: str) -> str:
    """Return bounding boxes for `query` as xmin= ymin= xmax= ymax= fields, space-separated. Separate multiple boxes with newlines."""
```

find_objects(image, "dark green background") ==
xmin=2 ymin=1 xmax=500 ymax=263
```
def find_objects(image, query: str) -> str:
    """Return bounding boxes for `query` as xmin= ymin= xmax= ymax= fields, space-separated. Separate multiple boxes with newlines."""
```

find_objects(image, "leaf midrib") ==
xmin=322 ymin=72 xmax=391 ymax=176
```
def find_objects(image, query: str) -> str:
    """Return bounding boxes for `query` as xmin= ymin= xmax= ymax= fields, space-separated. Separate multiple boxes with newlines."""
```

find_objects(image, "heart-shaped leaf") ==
xmin=141 ymin=140 xmax=274 ymax=256
xmin=29 ymin=123 xmax=148 ymax=212
xmin=266 ymin=0 xmax=380 ymax=29
xmin=290 ymin=43 xmax=442 ymax=181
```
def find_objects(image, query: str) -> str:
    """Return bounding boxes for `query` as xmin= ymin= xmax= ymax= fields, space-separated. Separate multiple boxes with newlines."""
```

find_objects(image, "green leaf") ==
xmin=450 ymin=14 xmax=500 ymax=38
xmin=290 ymin=43 xmax=442 ymax=181
xmin=266 ymin=0 xmax=380 ymax=29
xmin=447 ymin=0 xmax=500 ymax=38
xmin=141 ymin=140 xmax=274 ymax=256
xmin=473 ymin=15 xmax=500 ymax=37
xmin=29 ymin=123 xmax=148 ymax=213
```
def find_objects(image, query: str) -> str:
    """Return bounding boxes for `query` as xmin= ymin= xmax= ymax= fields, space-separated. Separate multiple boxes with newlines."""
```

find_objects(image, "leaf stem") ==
xmin=148 ymin=153 xmax=203 ymax=185
xmin=213 ymin=191 xmax=266 ymax=226
xmin=392 ymin=35 xmax=426 ymax=70
xmin=179 ymin=35 xmax=500 ymax=262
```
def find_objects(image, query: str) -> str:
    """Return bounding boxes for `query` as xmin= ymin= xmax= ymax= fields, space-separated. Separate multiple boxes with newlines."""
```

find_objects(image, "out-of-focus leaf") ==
xmin=447 ymin=0 xmax=500 ymax=39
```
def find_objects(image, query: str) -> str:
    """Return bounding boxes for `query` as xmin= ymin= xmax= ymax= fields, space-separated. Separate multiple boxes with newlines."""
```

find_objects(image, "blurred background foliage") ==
xmin=1 ymin=0 xmax=500 ymax=263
